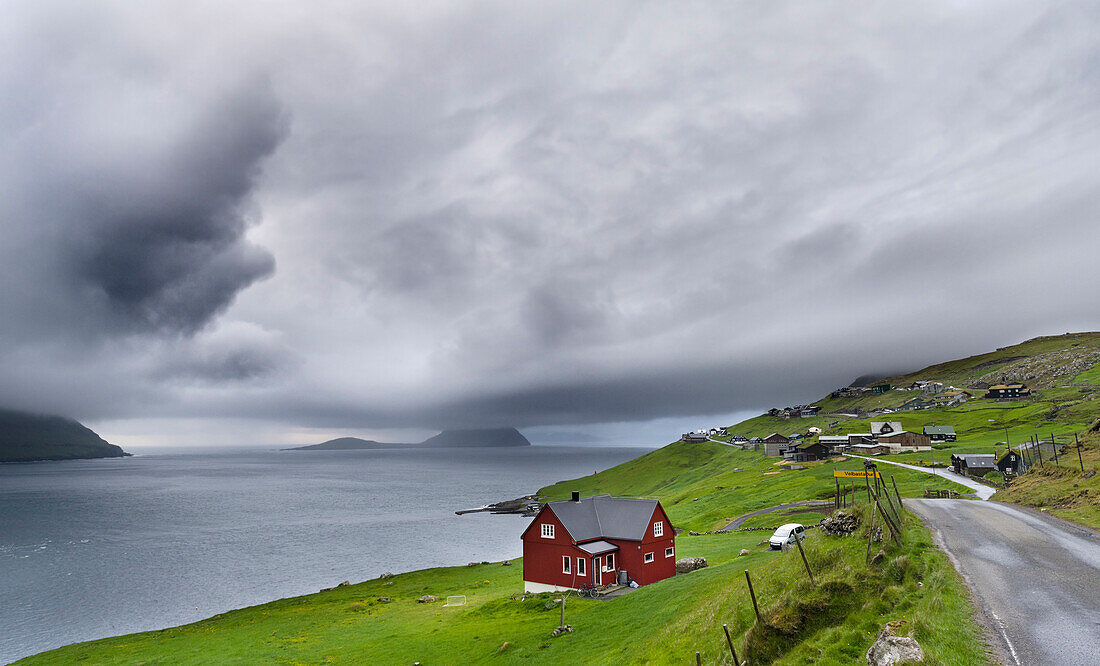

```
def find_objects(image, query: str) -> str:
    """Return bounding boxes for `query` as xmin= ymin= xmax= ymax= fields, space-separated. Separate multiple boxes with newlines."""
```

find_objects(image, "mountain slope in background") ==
xmin=289 ymin=437 xmax=400 ymax=451
xmin=287 ymin=427 xmax=530 ymax=451
xmin=0 ymin=408 xmax=130 ymax=463
xmin=418 ymin=428 xmax=530 ymax=448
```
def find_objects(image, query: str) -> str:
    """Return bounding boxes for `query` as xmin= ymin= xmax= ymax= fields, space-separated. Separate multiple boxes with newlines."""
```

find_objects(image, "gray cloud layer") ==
xmin=2 ymin=1 xmax=1100 ymax=443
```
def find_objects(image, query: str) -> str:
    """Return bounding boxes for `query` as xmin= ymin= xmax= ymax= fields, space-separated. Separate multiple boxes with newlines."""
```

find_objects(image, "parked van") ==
xmin=769 ymin=523 xmax=806 ymax=550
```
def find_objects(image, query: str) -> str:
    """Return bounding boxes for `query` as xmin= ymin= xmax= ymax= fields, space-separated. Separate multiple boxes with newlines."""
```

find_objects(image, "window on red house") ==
xmin=577 ymin=557 xmax=585 ymax=576
xmin=562 ymin=556 xmax=570 ymax=574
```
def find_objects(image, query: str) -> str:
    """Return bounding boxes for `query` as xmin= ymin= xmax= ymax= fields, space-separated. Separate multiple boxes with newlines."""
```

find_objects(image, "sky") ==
xmin=2 ymin=1 xmax=1099 ymax=448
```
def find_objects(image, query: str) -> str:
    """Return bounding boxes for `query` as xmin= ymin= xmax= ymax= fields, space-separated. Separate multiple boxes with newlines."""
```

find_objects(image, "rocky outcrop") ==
xmin=675 ymin=557 xmax=708 ymax=573
xmin=867 ymin=621 xmax=924 ymax=665
xmin=417 ymin=595 xmax=439 ymax=603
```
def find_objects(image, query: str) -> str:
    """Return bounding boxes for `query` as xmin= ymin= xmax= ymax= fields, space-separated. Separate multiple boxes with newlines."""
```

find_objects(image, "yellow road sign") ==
xmin=833 ymin=470 xmax=882 ymax=479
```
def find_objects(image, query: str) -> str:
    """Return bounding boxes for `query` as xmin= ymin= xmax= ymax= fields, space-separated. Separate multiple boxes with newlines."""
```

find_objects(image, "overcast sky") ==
xmin=2 ymin=1 xmax=1099 ymax=447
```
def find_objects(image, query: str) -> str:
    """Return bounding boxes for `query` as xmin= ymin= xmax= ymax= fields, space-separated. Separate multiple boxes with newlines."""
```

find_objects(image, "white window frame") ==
xmin=562 ymin=555 xmax=570 ymax=574
xmin=577 ymin=556 xmax=585 ymax=576
xmin=665 ymin=546 xmax=674 ymax=558
xmin=604 ymin=553 xmax=615 ymax=571
xmin=541 ymin=524 xmax=554 ymax=539
xmin=644 ymin=552 xmax=654 ymax=564
xmin=653 ymin=521 xmax=663 ymax=537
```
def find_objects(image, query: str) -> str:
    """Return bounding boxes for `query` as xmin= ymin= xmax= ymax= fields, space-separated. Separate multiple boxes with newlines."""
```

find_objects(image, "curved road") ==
xmin=846 ymin=453 xmax=997 ymax=500
xmin=908 ymin=500 xmax=1100 ymax=665
xmin=718 ymin=500 xmax=832 ymax=531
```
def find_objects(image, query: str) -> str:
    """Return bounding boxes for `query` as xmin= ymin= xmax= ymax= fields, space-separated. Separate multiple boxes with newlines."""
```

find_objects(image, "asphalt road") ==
xmin=847 ymin=453 xmax=997 ymax=499
xmin=908 ymin=499 xmax=1100 ymax=665
xmin=718 ymin=500 xmax=832 ymax=531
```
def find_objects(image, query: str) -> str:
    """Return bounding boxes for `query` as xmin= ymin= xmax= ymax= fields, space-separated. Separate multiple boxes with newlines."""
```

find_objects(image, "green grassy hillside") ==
xmin=539 ymin=441 xmax=965 ymax=532
xmin=18 ymin=504 xmax=985 ymax=665
xmin=29 ymin=334 xmax=1100 ymax=663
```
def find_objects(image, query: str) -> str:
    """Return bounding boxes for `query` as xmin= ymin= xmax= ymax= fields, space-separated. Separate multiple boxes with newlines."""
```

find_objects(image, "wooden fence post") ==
xmin=865 ymin=502 xmax=879 ymax=561
xmin=744 ymin=570 xmax=761 ymax=623
xmin=695 ymin=650 xmax=701 ymax=666
xmin=1075 ymin=433 xmax=1085 ymax=472
xmin=870 ymin=485 xmax=902 ymax=545
xmin=722 ymin=624 xmax=740 ymax=666
xmin=890 ymin=476 xmax=904 ymax=516
xmin=794 ymin=532 xmax=815 ymax=586
xmin=877 ymin=478 xmax=902 ymax=531
xmin=835 ymin=478 xmax=840 ymax=509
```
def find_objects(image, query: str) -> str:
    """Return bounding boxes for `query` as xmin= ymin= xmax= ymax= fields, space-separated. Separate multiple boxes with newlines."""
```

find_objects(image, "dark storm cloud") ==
xmin=3 ymin=1 xmax=1100 ymax=444
xmin=54 ymin=81 xmax=284 ymax=334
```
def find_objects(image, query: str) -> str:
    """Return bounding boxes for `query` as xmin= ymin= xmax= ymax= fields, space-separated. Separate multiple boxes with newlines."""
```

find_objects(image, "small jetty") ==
xmin=456 ymin=494 xmax=541 ymax=517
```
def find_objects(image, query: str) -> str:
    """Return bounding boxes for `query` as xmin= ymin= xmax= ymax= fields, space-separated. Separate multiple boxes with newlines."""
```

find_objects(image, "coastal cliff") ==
xmin=0 ymin=408 xmax=129 ymax=463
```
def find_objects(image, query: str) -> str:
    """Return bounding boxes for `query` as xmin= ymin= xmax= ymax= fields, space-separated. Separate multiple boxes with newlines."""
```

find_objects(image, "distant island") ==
xmin=286 ymin=427 xmax=531 ymax=451
xmin=0 ymin=408 xmax=130 ymax=463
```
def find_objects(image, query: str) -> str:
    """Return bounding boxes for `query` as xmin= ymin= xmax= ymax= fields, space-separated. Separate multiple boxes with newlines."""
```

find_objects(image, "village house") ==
xmin=784 ymin=441 xmax=830 ymax=462
xmin=899 ymin=396 xmax=932 ymax=411
xmin=929 ymin=391 xmax=970 ymax=407
xmin=846 ymin=433 xmax=876 ymax=446
xmin=985 ymin=384 xmax=1031 ymax=399
xmin=521 ymin=493 xmax=676 ymax=593
xmin=871 ymin=383 xmax=892 ymax=394
xmin=849 ymin=443 xmax=892 ymax=456
xmin=996 ymin=450 xmax=1027 ymax=476
xmin=797 ymin=405 xmax=822 ymax=418
xmin=762 ymin=433 xmax=790 ymax=457
xmin=870 ymin=421 xmax=903 ymax=436
xmin=951 ymin=454 xmax=996 ymax=476
xmin=923 ymin=425 xmax=957 ymax=442
xmin=729 ymin=434 xmax=748 ymax=443
xmin=877 ymin=430 xmax=932 ymax=452
xmin=681 ymin=432 xmax=708 ymax=443
xmin=818 ymin=435 xmax=850 ymax=453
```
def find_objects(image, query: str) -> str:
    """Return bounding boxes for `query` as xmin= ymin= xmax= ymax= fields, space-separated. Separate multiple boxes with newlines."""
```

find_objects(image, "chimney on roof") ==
xmin=571 ymin=491 xmax=581 ymax=502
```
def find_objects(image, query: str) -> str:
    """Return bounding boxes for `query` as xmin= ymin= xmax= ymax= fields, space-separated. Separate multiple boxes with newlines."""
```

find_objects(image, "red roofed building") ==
xmin=521 ymin=493 xmax=676 ymax=593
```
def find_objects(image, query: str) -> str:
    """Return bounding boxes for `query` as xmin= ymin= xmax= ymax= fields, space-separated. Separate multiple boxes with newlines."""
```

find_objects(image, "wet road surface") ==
xmin=908 ymin=499 xmax=1100 ymax=665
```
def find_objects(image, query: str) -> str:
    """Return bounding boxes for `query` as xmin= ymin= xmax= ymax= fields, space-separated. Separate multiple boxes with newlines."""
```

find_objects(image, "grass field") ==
xmin=26 ymin=333 xmax=1100 ymax=664
xmin=18 ymin=503 xmax=987 ymax=665
xmin=538 ymin=441 xmax=968 ymax=533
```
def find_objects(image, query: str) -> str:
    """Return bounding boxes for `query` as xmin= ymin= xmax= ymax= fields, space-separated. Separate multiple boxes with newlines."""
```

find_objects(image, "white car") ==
xmin=769 ymin=523 xmax=806 ymax=550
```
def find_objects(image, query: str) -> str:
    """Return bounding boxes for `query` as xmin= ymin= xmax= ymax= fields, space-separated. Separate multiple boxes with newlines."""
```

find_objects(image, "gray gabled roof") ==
xmin=546 ymin=494 xmax=661 ymax=542
xmin=923 ymin=426 xmax=956 ymax=435
xmin=954 ymin=454 xmax=995 ymax=469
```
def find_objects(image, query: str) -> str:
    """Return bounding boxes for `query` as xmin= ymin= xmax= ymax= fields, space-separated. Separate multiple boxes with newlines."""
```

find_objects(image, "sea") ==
xmin=0 ymin=445 xmax=649 ymax=664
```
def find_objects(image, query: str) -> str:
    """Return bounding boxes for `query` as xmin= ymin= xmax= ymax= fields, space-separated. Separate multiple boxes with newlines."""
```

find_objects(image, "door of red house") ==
xmin=594 ymin=557 xmax=601 ymax=585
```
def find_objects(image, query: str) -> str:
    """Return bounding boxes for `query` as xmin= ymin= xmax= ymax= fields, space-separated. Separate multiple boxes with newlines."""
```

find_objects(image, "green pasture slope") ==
xmin=29 ymin=333 xmax=1100 ymax=664
xmin=539 ymin=441 xmax=965 ymax=532
xmin=21 ymin=437 xmax=982 ymax=665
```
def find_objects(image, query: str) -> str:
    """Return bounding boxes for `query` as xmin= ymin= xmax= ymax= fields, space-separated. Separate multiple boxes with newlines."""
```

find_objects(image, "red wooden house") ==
xmin=521 ymin=492 xmax=676 ymax=593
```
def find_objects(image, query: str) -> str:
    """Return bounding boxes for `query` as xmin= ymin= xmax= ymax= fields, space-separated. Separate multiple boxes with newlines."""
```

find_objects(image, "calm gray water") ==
xmin=0 ymin=445 xmax=648 ymax=663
